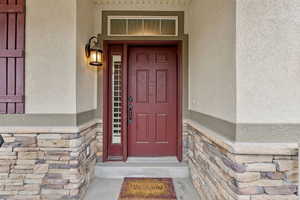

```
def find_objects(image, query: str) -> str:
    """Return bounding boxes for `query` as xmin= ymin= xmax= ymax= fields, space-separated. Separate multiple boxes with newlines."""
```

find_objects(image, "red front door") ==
xmin=128 ymin=46 xmax=178 ymax=156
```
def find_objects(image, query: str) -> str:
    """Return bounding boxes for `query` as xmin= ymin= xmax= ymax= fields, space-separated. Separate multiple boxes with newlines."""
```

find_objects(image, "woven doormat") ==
xmin=118 ymin=178 xmax=177 ymax=200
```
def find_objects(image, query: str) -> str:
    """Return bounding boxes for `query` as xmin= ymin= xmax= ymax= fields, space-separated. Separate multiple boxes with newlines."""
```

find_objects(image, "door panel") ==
xmin=136 ymin=70 xmax=149 ymax=103
xmin=128 ymin=47 xmax=177 ymax=156
xmin=136 ymin=113 xmax=148 ymax=142
xmin=156 ymin=114 xmax=168 ymax=142
xmin=156 ymin=70 xmax=168 ymax=103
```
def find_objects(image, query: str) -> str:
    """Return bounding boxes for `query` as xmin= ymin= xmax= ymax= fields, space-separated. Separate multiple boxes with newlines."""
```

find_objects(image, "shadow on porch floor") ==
xmin=85 ymin=178 xmax=200 ymax=200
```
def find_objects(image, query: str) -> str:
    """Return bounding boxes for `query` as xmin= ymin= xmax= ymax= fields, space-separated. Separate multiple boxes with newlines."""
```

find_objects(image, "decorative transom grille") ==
xmin=108 ymin=16 xmax=178 ymax=36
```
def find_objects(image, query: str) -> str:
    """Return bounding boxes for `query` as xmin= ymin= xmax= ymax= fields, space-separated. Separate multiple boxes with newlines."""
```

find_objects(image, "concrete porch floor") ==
xmin=85 ymin=178 xmax=201 ymax=200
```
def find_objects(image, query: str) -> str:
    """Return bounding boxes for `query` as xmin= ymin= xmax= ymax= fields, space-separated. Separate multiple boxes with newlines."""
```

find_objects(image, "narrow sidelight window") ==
xmin=107 ymin=45 xmax=124 ymax=159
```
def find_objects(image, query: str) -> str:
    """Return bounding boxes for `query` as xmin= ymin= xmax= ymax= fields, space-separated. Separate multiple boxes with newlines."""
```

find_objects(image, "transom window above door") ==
xmin=108 ymin=16 xmax=178 ymax=36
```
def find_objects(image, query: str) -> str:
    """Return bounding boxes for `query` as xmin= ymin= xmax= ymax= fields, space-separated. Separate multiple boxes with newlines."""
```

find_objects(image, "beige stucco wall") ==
xmin=76 ymin=0 xmax=98 ymax=113
xmin=236 ymin=0 xmax=300 ymax=123
xmin=25 ymin=0 xmax=98 ymax=114
xmin=26 ymin=0 xmax=77 ymax=114
xmin=188 ymin=0 xmax=236 ymax=123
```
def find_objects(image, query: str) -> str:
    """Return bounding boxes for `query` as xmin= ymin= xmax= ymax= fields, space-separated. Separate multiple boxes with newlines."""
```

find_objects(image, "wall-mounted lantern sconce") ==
xmin=85 ymin=36 xmax=103 ymax=67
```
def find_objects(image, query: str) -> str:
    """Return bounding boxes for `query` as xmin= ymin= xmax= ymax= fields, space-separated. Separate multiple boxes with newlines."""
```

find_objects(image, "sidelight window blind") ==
xmin=111 ymin=55 xmax=122 ymax=144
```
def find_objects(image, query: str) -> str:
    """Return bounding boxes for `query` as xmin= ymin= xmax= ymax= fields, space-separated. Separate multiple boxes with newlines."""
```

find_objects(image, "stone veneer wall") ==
xmin=95 ymin=122 xmax=103 ymax=162
xmin=184 ymin=122 xmax=299 ymax=200
xmin=0 ymin=124 xmax=98 ymax=200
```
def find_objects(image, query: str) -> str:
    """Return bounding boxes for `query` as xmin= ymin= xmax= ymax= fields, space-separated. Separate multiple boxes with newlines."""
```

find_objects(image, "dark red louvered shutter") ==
xmin=0 ymin=0 xmax=25 ymax=114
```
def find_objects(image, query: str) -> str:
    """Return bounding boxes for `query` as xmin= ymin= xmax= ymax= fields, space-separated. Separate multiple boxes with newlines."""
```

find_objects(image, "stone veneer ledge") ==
xmin=0 ymin=119 xmax=103 ymax=134
xmin=184 ymin=121 xmax=299 ymax=200
xmin=184 ymin=119 xmax=298 ymax=155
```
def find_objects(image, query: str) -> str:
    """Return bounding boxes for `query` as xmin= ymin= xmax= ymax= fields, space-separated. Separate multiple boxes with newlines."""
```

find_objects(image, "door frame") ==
xmin=103 ymin=40 xmax=183 ymax=162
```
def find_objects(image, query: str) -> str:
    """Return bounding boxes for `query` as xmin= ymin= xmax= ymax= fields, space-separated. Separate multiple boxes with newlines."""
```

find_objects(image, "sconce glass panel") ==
xmin=89 ymin=49 xmax=103 ymax=66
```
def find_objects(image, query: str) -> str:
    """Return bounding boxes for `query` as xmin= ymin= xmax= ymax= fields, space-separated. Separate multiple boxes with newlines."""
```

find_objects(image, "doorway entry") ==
xmin=103 ymin=41 xmax=182 ymax=162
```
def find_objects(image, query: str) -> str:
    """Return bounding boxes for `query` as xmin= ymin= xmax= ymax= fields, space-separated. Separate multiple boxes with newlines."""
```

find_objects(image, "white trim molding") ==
xmin=94 ymin=0 xmax=192 ymax=10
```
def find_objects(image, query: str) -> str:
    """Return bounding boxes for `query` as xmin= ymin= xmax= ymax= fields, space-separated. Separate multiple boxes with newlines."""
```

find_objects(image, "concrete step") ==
xmin=95 ymin=158 xmax=189 ymax=179
xmin=126 ymin=156 xmax=179 ymax=163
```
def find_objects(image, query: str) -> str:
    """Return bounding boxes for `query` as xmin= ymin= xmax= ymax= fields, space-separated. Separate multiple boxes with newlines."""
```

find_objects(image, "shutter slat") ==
xmin=0 ymin=49 xmax=24 ymax=57
xmin=16 ymin=0 xmax=25 ymax=113
xmin=7 ymin=59 xmax=16 ymax=113
xmin=15 ymin=58 xmax=24 ymax=113
xmin=0 ymin=95 xmax=24 ymax=103
xmin=7 ymin=0 xmax=17 ymax=114
xmin=0 ymin=6 xmax=7 ymax=113
xmin=0 ymin=5 xmax=24 ymax=13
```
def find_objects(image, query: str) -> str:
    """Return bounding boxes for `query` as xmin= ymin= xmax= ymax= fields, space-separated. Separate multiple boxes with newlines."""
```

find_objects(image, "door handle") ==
xmin=128 ymin=96 xmax=134 ymax=124
xmin=128 ymin=96 xmax=133 ymax=103
xmin=128 ymin=104 xmax=133 ymax=124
